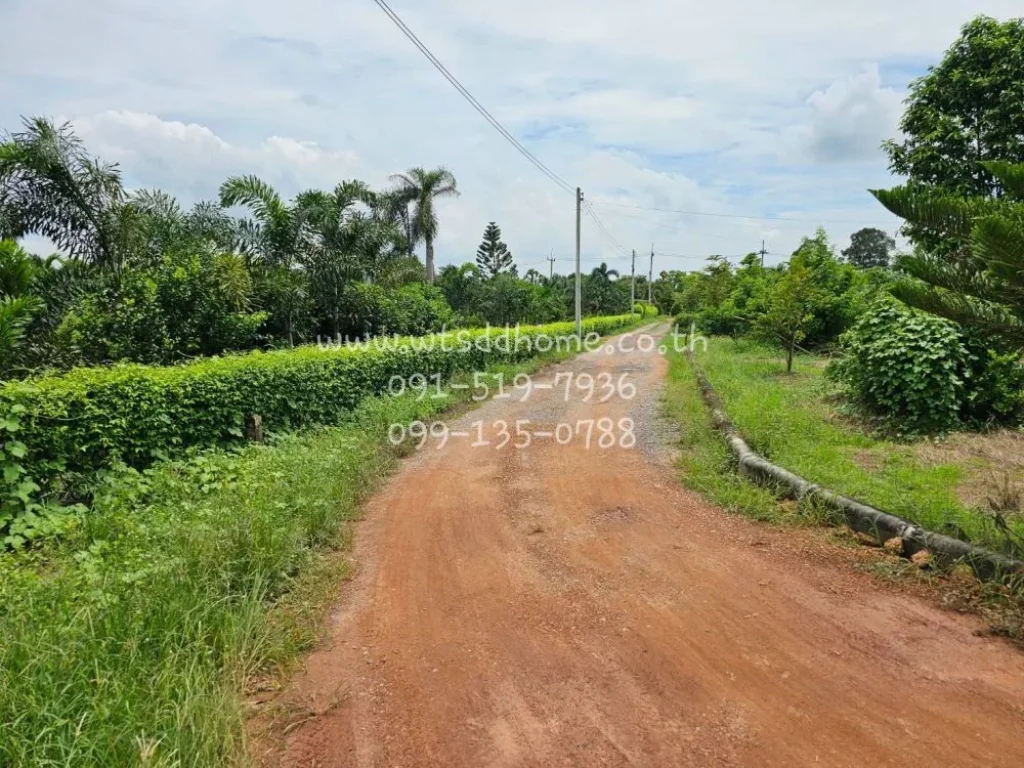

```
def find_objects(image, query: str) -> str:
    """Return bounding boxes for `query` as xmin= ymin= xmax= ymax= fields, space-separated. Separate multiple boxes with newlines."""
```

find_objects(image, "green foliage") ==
xmin=883 ymin=15 xmax=1024 ymax=202
xmin=830 ymin=297 xmax=1023 ymax=434
xmin=843 ymin=227 xmax=894 ymax=269
xmin=475 ymin=221 xmax=514 ymax=278
xmin=667 ymin=340 xmax=1021 ymax=549
xmin=753 ymin=260 xmax=821 ymax=373
xmin=0 ymin=240 xmax=43 ymax=375
xmin=388 ymin=167 xmax=459 ymax=282
xmin=337 ymin=281 xmax=453 ymax=338
xmin=0 ymin=406 xmax=82 ymax=547
xmin=872 ymin=160 xmax=1024 ymax=349
xmin=0 ymin=118 xmax=124 ymax=265
xmin=0 ymin=316 xmax=634 ymax=509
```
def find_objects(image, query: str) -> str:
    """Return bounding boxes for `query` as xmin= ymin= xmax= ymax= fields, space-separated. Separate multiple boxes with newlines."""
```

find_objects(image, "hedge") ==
xmin=0 ymin=316 xmax=636 ymax=483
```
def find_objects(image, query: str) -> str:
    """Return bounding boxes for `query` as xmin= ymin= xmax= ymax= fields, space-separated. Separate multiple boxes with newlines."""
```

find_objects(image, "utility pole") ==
xmin=575 ymin=187 xmax=583 ymax=338
xmin=648 ymin=244 xmax=654 ymax=305
xmin=546 ymin=251 xmax=556 ymax=280
xmin=758 ymin=239 xmax=768 ymax=267
xmin=630 ymin=248 xmax=636 ymax=316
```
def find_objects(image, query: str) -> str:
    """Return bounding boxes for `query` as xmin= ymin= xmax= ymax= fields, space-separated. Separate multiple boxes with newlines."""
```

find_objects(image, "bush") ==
xmin=829 ymin=297 xmax=1024 ymax=434
xmin=337 ymin=282 xmax=453 ymax=339
xmin=0 ymin=316 xmax=635 ymax=497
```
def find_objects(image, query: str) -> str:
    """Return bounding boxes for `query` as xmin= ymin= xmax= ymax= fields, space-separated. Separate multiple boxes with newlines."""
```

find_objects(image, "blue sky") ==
xmin=2 ymin=0 xmax=1020 ymax=274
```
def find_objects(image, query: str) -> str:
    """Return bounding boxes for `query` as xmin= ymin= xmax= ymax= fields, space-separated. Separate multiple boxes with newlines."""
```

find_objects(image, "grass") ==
xmin=664 ymin=338 xmax=1024 ymax=555
xmin=0 ymin=325 xmax=634 ymax=767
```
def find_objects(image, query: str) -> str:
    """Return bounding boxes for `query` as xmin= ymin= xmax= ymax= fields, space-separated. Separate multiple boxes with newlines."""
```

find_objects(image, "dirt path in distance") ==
xmin=256 ymin=324 xmax=1024 ymax=767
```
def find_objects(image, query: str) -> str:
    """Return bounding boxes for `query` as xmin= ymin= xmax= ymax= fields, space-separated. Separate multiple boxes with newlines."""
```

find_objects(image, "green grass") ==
xmin=0 ymin=331 xmax=620 ymax=767
xmin=664 ymin=338 xmax=1022 ymax=552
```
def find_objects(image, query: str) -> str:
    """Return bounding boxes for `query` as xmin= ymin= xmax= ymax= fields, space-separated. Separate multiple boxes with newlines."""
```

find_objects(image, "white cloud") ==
xmin=798 ymin=67 xmax=905 ymax=163
xmin=6 ymin=0 xmax=1018 ymax=272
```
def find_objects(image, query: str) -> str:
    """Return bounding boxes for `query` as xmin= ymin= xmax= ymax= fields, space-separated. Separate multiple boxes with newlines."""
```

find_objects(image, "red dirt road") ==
xmin=259 ymin=326 xmax=1024 ymax=767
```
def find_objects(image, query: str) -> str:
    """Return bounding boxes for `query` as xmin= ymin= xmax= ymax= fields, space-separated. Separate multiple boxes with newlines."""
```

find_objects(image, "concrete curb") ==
xmin=687 ymin=352 xmax=1024 ymax=583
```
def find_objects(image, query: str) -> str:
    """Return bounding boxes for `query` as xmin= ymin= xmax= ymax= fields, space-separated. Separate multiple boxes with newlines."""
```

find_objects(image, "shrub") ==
xmin=0 ymin=316 xmax=634 ymax=501
xmin=337 ymin=282 xmax=453 ymax=339
xmin=829 ymin=297 xmax=1024 ymax=434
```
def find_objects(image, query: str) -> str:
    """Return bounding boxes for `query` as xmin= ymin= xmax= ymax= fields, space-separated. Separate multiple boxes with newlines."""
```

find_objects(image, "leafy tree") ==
xmin=436 ymin=262 xmax=482 ymax=315
xmin=883 ymin=16 xmax=1024 ymax=201
xmin=0 ymin=118 xmax=125 ymax=267
xmin=754 ymin=260 xmax=821 ymax=373
xmin=475 ymin=221 xmax=514 ymax=278
xmin=388 ymin=167 xmax=459 ymax=283
xmin=479 ymin=273 xmax=536 ymax=326
xmin=872 ymin=160 xmax=1024 ymax=349
xmin=843 ymin=227 xmax=894 ymax=269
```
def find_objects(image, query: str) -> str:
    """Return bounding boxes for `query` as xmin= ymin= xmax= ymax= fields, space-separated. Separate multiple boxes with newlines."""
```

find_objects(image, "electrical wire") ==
xmin=372 ymin=0 xmax=575 ymax=195
xmin=587 ymin=198 xmax=897 ymax=226
xmin=583 ymin=201 xmax=629 ymax=255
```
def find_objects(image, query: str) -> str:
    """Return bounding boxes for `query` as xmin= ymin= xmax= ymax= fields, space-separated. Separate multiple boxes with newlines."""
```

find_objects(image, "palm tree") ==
xmin=590 ymin=262 xmax=620 ymax=282
xmin=388 ymin=167 xmax=459 ymax=283
xmin=0 ymin=117 xmax=124 ymax=267
xmin=220 ymin=176 xmax=317 ymax=345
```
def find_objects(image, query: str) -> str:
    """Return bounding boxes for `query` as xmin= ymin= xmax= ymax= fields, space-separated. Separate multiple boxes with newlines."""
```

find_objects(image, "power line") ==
xmin=371 ymin=0 xmax=574 ymax=195
xmin=587 ymin=198 xmax=896 ymax=226
xmin=583 ymin=201 xmax=629 ymax=255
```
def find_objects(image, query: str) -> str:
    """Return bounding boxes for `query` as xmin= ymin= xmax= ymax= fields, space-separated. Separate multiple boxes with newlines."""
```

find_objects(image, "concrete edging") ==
xmin=686 ymin=352 xmax=1024 ymax=583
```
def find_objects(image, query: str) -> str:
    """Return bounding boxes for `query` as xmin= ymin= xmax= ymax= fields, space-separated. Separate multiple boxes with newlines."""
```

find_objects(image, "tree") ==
xmin=0 ymin=118 xmax=125 ymax=267
xmin=220 ymin=176 xmax=315 ymax=345
xmin=883 ymin=16 xmax=1024 ymax=201
xmin=754 ymin=261 xmax=821 ymax=373
xmin=475 ymin=221 xmax=513 ymax=278
xmin=872 ymin=160 xmax=1024 ymax=350
xmin=388 ymin=167 xmax=459 ymax=283
xmin=843 ymin=227 xmax=894 ymax=269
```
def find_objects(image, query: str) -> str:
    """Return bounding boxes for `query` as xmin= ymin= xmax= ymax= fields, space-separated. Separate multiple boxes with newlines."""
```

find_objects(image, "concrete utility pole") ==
xmin=547 ymin=251 xmax=556 ymax=280
xmin=648 ymin=245 xmax=654 ymax=304
xmin=630 ymin=248 xmax=636 ymax=316
xmin=758 ymin=239 xmax=768 ymax=267
xmin=575 ymin=187 xmax=583 ymax=338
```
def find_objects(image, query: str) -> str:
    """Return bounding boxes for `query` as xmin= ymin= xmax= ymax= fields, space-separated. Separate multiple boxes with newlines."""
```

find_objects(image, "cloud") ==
xmin=7 ymin=0 xmax=1015 ymax=271
xmin=799 ymin=67 xmax=904 ymax=163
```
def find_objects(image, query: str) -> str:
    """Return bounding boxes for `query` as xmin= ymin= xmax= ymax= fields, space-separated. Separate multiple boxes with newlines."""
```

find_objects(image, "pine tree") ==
xmin=871 ymin=160 xmax=1024 ymax=349
xmin=475 ymin=221 xmax=513 ymax=278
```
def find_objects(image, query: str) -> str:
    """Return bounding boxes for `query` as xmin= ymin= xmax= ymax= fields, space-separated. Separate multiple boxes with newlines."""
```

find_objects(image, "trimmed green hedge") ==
xmin=1 ymin=316 xmax=634 ymax=483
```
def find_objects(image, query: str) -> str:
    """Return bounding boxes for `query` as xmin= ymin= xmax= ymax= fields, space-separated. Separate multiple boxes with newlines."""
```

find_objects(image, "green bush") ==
xmin=829 ymin=297 xmax=1024 ymax=434
xmin=0 ymin=316 xmax=634 ymax=496
xmin=337 ymin=282 xmax=453 ymax=339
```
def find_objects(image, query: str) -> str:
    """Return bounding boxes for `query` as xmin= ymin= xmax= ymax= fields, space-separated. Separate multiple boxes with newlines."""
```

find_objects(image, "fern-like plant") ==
xmin=871 ymin=161 xmax=1024 ymax=349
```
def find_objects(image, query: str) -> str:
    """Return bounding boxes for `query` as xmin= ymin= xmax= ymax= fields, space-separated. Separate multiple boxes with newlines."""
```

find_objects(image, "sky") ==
xmin=2 ymin=0 xmax=1021 ymax=276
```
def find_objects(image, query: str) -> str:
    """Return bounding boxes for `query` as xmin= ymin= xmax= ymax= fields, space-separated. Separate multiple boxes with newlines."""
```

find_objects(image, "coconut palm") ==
xmin=388 ymin=167 xmax=459 ymax=283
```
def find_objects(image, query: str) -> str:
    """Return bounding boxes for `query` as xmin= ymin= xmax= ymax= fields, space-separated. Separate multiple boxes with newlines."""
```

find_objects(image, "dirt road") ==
xmin=260 ymin=325 xmax=1024 ymax=767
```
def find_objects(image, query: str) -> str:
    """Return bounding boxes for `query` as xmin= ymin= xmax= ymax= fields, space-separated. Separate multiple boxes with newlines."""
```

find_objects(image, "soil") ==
xmin=254 ymin=324 xmax=1024 ymax=767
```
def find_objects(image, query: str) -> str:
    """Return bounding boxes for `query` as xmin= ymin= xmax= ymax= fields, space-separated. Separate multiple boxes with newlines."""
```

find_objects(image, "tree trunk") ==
xmin=786 ymin=339 xmax=794 ymax=373
xmin=425 ymin=237 xmax=435 ymax=284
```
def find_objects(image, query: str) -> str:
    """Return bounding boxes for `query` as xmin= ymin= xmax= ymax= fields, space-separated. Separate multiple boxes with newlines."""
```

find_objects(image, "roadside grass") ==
xmin=0 ymin=330 xmax=626 ymax=767
xmin=663 ymin=336 xmax=1024 ymax=641
xmin=666 ymin=338 xmax=1024 ymax=555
